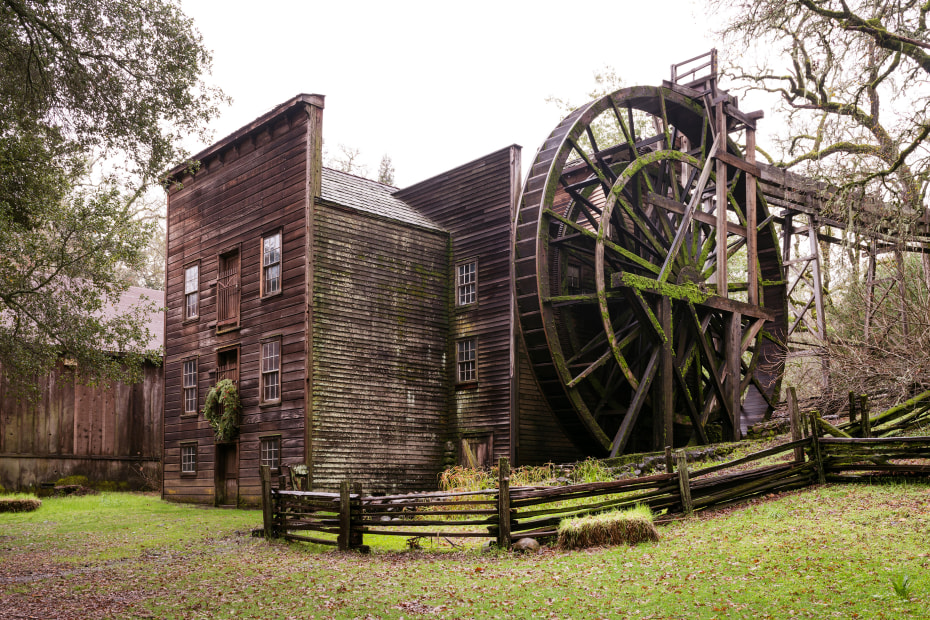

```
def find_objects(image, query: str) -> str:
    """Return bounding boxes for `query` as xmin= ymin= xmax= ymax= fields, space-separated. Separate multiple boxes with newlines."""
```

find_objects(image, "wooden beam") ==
xmin=658 ymin=296 xmax=674 ymax=450
xmin=726 ymin=312 xmax=742 ymax=440
xmin=745 ymin=127 xmax=758 ymax=306
xmin=716 ymin=150 xmax=761 ymax=178
xmin=715 ymin=101 xmax=728 ymax=299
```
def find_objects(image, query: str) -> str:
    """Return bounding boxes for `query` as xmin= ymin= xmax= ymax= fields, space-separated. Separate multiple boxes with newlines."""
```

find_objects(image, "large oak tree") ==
xmin=0 ymin=0 xmax=223 ymax=393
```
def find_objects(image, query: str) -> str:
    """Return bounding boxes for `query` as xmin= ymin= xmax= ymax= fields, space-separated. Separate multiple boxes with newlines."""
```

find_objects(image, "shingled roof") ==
xmin=103 ymin=286 xmax=165 ymax=351
xmin=320 ymin=168 xmax=444 ymax=232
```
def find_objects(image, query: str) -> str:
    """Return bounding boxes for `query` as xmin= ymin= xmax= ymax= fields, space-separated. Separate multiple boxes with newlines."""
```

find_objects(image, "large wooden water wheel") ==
xmin=515 ymin=85 xmax=788 ymax=457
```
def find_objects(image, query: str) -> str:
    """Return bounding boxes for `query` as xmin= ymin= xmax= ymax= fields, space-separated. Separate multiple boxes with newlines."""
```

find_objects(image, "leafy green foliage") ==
xmin=892 ymin=573 xmax=913 ymax=601
xmin=0 ymin=0 xmax=223 ymax=395
xmin=202 ymin=379 xmax=241 ymax=442
xmin=570 ymin=457 xmax=614 ymax=484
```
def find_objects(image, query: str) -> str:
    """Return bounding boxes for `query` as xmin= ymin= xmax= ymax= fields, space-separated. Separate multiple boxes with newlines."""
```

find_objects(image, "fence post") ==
xmin=860 ymin=393 xmax=871 ymax=438
xmin=848 ymin=391 xmax=857 ymax=424
xmin=675 ymin=451 xmax=693 ymax=516
xmin=665 ymin=446 xmax=674 ymax=474
xmin=787 ymin=387 xmax=804 ymax=463
xmin=808 ymin=412 xmax=827 ymax=484
xmin=338 ymin=479 xmax=351 ymax=551
xmin=497 ymin=457 xmax=511 ymax=549
xmin=260 ymin=465 xmax=274 ymax=538
xmin=351 ymin=482 xmax=367 ymax=552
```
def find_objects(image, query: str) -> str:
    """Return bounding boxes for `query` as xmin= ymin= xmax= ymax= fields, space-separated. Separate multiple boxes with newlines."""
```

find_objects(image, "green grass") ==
xmin=2 ymin=483 xmax=929 ymax=618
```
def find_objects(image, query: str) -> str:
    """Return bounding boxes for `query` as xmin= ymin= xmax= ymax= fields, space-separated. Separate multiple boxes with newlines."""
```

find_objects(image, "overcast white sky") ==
xmin=180 ymin=0 xmax=720 ymax=187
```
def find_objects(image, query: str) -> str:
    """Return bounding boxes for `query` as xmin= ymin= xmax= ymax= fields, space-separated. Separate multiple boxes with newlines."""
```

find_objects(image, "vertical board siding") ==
xmin=311 ymin=204 xmax=449 ymax=493
xmin=163 ymin=107 xmax=309 ymax=505
xmin=0 ymin=361 xmax=163 ymax=491
xmin=515 ymin=341 xmax=585 ymax=464
xmin=395 ymin=147 xmax=520 ymax=464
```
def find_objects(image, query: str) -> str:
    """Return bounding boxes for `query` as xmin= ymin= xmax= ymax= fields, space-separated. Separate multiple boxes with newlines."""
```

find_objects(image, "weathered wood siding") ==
xmin=163 ymin=102 xmax=314 ymax=505
xmin=0 ymin=362 xmax=162 ymax=490
xmin=515 ymin=341 xmax=585 ymax=464
xmin=395 ymin=146 xmax=520 ymax=464
xmin=310 ymin=203 xmax=449 ymax=492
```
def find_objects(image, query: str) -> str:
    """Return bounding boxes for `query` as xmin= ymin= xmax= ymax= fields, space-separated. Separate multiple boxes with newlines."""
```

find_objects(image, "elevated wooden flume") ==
xmin=515 ymin=50 xmax=928 ymax=458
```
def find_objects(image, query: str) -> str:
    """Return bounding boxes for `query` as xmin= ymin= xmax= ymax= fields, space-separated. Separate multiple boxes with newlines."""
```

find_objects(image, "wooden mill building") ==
xmin=163 ymin=95 xmax=581 ymax=505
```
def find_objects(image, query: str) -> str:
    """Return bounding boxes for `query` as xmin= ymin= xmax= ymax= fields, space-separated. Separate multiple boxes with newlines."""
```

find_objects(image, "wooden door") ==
xmin=215 ymin=443 xmax=238 ymax=506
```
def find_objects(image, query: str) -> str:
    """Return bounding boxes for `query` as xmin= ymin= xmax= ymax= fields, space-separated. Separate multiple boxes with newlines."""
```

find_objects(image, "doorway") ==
xmin=215 ymin=443 xmax=238 ymax=506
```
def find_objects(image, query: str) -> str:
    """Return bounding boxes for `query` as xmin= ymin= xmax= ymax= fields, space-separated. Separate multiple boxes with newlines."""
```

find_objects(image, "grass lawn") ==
xmin=1 ymin=482 xmax=929 ymax=619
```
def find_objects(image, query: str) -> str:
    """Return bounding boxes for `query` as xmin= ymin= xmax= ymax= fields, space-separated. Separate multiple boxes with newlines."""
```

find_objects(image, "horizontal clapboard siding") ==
xmin=395 ymin=146 xmax=519 ymax=464
xmin=311 ymin=204 xmax=449 ymax=492
xmin=163 ymin=106 xmax=310 ymax=505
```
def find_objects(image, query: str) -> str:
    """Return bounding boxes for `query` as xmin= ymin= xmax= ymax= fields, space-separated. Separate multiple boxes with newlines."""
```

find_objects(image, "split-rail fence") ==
xmin=259 ymin=410 xmax=930 ymax=551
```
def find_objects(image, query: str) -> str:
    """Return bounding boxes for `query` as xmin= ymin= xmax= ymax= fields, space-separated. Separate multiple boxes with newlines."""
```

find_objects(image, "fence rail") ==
xmin=260 ymin=430 xmax=930 ymax=551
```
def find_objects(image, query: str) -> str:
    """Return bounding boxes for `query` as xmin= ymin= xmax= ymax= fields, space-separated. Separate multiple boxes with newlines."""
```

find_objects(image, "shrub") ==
xmin=557 ymin=506 xmax=658 ymax=550
xmin=571 ymin=458 xmax=614 ymax=484
xmin=55 ymin=474 xmax=90 ymax=487
xmin=202 ymin=379 xmax=241 ymax=441
xmin=0 ymin=497 xmax=41 ymax=513
xmin=439 ymin=466 xmax=494 ymax=492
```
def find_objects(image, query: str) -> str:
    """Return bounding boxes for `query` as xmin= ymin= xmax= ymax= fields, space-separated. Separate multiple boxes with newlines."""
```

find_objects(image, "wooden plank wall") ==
xmin=310 ymin=204 xmax=450 ymax=493
xmin=0 ymin=362 xmax=162 ymax=490
xmin=515 ymin=342 xmax=585 ymax=464
xmin=394 ymin=146 xmax=520 ymax=464
xmin=163 ymin=106 xmax=310 ymax=505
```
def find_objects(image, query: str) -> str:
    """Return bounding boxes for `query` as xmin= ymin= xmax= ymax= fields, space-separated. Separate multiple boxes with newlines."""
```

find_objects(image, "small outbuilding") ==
xmin=0 ymin=286 xmax=164 ymax=491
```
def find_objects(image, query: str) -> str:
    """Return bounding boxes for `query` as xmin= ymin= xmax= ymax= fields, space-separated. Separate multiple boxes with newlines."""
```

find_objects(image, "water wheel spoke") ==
xmin=686 ymin=303 xmax=733 ymax=426
xmin=568 ymin=138 xmax=615 ymax=199
xmin=674 ymin=364 xmax=708 ymax=443
xmin=547 ymin=206 xmax=659 ymax=274
xmin=609 ymin=348 xmax=660 ymax=457
xmin=565 ymin=310 xmax=636 ymax=365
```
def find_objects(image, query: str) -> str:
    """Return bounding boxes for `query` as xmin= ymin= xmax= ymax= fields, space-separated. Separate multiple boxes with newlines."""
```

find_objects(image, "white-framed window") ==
xmin=184 ymin=264 xmax=199 ymax=319
xmin=456 ymin=260 xmax=477 ymax=306
xmin=456 ymin=338 xmax=477 ymax=383
xmin=260 ymin=436 xmax=281 ymax=471
xmin=261 ymin=339 xmax=281 ymax=403
xmin=181 ymin=443 xmax=197 ymax=474
xmin=262 ymin=232 xmax=282 ymax=296
xmin=182 ymin=359 xmax=198 ymax=415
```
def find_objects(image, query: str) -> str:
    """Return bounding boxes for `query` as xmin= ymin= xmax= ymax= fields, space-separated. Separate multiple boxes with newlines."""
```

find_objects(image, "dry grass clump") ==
xmin=0 ymin=497 xmax=42 ymax=513
xmin=557 ymin=506 xmax=658 ymax=550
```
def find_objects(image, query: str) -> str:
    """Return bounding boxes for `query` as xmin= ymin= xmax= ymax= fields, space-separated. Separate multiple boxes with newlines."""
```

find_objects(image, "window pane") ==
xmin=457 ymin=339 xmax=476 ymax=382
xmin=262 ymin=341 xmax=280 ymax=402
xmin=457 ymin=261 xmax=476 ymax=305
xmin=185 ymin=265 xmax=199 ymax=319
xmin=260 ymin=437 xmax=280 ymax=470
xmin=185 ymin=292 xmax=198 ymax=318
xmin=183 ymin=360 xmax=196 ymax=413
xmin=181 ymin=445 xmax=196 ymax=473
xmin=263 ymin=233 xmax=281 ymax=266
xmin=184 ymin=265 xmax=198 ymax=294
xmin=264 ymin=263 xmax=280 ymax=295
